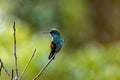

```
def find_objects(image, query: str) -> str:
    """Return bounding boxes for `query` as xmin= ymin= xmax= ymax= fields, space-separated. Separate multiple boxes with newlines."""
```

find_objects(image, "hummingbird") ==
xmin=44 ymin=28 xmax=64 ymax=60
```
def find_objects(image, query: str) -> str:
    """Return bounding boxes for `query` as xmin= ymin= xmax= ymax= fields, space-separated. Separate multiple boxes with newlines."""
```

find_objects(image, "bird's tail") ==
xmin=48 ymin=51 xmax=55 ymax=60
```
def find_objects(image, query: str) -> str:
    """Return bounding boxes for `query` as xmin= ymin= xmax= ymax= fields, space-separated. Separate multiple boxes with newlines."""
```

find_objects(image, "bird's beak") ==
xmin=42 ymin=32 xmax=50 ymax=34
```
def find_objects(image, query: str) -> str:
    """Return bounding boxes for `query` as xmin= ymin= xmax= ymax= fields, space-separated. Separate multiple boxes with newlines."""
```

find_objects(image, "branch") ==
xmin=19 ymin=49 xmax=37 ymax=80
xmin=13 ymin=21 xmax=18 ymax=80
xmin=0 ymin=58 xmax=11 ymax=79
xmin=11 ymin=69 xmax=14 ymax=80
xmin=0 ymin=59 xmax=2 ymax=76
xmin=32 ymin=53 xmax=57 ymax=80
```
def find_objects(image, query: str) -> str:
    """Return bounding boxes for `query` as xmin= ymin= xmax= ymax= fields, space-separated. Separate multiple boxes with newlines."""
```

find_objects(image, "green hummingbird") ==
xmin=45 ymin=28 xmax=64 ymax=60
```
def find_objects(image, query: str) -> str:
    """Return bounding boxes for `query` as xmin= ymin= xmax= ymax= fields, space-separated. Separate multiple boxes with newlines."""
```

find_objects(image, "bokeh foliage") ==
xmin=0 ymin=0 xmax=120 ymax=80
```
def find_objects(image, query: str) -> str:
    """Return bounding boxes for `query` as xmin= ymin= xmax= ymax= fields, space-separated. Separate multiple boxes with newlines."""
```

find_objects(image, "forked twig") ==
xmin=0 ymin=58 xmax=11 ymax=79
xmin=19 ymin=49 xmax=37 ymax=80
xmin=33 ymin=53 xmax=57 ymax=80
xmin=13 ymin=21 xmax=18 ymax=80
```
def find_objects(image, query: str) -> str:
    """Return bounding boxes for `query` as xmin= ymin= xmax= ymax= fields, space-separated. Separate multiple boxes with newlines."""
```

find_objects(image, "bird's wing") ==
xmin=48 ymin=41 xmax=56 ymax=60
xmin=50 ymin=41 xmax=56 ymax=50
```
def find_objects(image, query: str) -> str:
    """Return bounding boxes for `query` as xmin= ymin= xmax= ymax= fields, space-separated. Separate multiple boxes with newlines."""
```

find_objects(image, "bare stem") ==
xmin=0 ymin=59 xmax=2 ymax=76
xmin=0 ymin=58 xmax=11 ymax=79
xmin=19 ymin=49 xmax=37 ymax=80
xmin=11 ymin=69 xmax=14 ymax=80
xmin=32 ymin=53 xmax=57 ymax=80
xmin=13 ymin=21 xmax=18 ymax=80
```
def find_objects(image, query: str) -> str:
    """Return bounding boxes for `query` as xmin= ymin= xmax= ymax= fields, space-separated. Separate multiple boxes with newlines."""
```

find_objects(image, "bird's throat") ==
xmin=53 ymin=36 xmax=62 ymax=44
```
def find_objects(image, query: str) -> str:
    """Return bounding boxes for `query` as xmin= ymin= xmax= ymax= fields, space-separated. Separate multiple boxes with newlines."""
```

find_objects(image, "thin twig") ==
xmin=32 ymin=53 xmax=57 ymax=80
xmin=0 ymin=58 xmax=11 ymax=79
xmin=19 ymin=49 xmax=37 ymax=80
xmin=11 ymin=69 xmax=14 ymax=80
xmin=13 ymin=21 xmax=18 ymax=80
xmin=0 ymin=59 xmax=2 ymax=76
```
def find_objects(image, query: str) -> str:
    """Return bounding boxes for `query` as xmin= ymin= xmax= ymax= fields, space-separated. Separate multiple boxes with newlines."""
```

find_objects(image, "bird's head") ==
xmin=43 ymin=28 xmax=61 ymax=39
xmin=49 ymin=28 xmax=60 ymax=37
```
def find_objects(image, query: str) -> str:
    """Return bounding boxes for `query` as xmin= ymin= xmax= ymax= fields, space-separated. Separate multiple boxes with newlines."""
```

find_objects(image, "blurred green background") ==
xmin=0 ymin=0 xmax=120 ymax=80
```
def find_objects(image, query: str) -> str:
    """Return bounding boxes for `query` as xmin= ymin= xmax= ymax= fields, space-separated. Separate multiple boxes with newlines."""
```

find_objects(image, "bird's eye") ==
xmin=50 ymin=31 xmax=54 ymax=34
